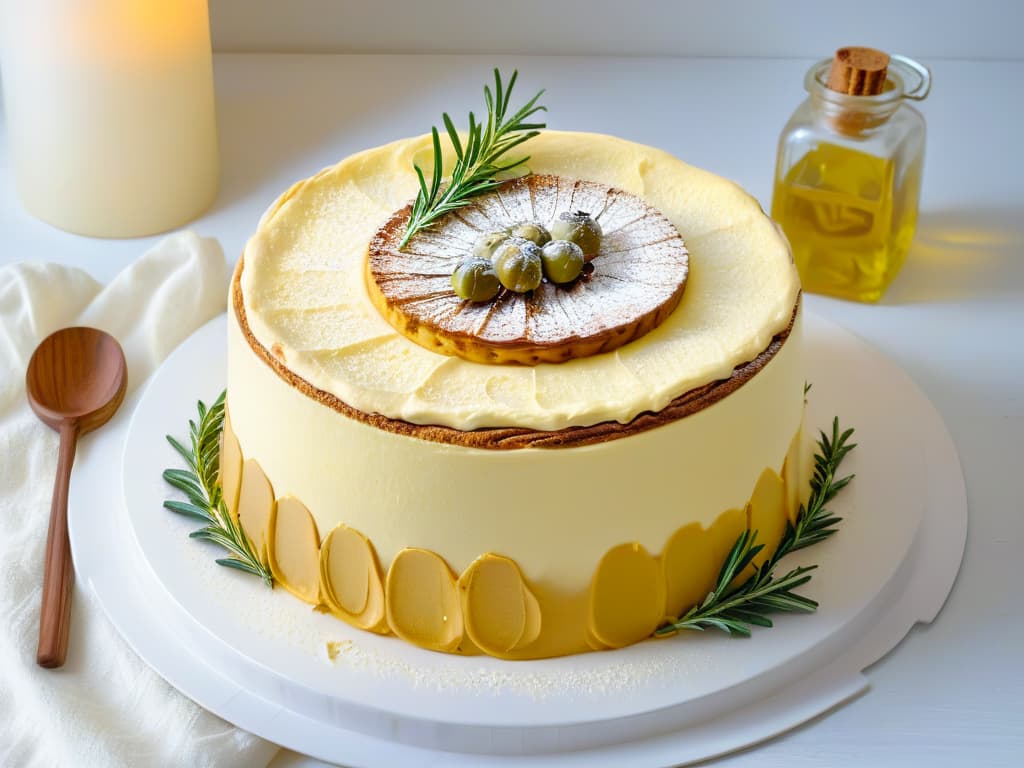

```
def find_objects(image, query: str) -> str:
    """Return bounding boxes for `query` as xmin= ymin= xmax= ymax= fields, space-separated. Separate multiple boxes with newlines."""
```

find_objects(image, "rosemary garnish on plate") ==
xmin=655 ymin=417 xmax=856 ymax=638
xmin=399 ymin=69 xmax=547 ymax=248
xmin=162 ymin=391 xmax=273 ymax=586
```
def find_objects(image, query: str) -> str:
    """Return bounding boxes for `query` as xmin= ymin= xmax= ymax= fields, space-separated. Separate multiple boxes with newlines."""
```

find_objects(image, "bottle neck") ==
xmin=809 ymin=90 xmax=901 ymax=137
xmin=801 ymin=55 xmax=931 ymax=138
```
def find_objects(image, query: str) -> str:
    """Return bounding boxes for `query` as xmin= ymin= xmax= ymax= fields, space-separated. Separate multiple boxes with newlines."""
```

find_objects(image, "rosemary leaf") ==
xmin=167 ymin=435 xmax=196 ymax=471
xmin=655 ymin=411 xmax=856 ymax=639
xmin=162 ymin=500 xmax=215 ymax=523
xmin=189 ymin=527 xmax=232 ymax=545
xmin=163 ymin=392 xmax=273 ymax=587
xmin=728 ymin=609 xmax=775 ymax=628
xmin=162 ymin=469 xmax=206 ymax=506
xmin=216 ymin=558 xmax=263 ymax=576
xmin=399 ymin=69 xmax=546 ymax=248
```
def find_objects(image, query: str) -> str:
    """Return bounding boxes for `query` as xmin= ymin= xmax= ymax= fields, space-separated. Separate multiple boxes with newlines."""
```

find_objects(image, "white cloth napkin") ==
xmin=0 ymin=232 xmax=278 ymax=768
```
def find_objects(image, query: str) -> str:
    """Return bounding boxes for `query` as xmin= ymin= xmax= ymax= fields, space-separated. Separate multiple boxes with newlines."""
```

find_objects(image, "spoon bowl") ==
xmin=26 ymin=327 xmax=127 ymax=668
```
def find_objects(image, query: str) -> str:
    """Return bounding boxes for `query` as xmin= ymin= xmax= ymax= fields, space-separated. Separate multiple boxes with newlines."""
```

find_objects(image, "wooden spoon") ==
xmin=26 ymin=327 xmax=127 ymax=668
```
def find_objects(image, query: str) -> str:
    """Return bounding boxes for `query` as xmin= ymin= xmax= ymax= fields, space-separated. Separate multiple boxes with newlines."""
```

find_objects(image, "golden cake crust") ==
xmin=365 ymin=174 xmax=690 ymax=366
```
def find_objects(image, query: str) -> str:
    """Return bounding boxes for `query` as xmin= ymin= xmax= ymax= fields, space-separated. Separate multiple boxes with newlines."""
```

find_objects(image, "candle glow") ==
xmin=1 ymin=0 xmax=219 ymax=237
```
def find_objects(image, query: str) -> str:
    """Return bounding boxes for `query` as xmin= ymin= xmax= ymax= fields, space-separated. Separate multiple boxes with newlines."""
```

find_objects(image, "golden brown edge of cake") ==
xmin=232 ymin=255 xmax=799 ymax=450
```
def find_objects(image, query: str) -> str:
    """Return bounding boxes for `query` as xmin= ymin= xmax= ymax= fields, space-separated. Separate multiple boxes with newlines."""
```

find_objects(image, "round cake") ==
xmin=224 ymin=130 xmax=803 ymax=659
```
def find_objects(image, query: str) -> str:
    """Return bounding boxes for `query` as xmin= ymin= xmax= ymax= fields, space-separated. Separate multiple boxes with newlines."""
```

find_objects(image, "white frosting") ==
xmin=241 ymin=131 xmax=799 ymax=431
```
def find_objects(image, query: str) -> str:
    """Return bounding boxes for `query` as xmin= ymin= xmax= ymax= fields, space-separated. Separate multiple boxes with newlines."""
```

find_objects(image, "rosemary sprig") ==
xmin=655 ymin=417 xmax=856 ymax=638
xmin=399 ymin=69 xmax=546 ymax=248
xmin=163 ymin=391 xmax=273 ymax=586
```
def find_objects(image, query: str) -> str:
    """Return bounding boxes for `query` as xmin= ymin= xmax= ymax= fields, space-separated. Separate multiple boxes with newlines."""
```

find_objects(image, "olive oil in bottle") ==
xmin=771 ymin=48 xmax=930 ymax=302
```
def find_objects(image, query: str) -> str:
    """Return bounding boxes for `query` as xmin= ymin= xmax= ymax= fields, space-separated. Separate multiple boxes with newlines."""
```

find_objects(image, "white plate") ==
xmin=68 ymin=311 xmax=966 ymax=767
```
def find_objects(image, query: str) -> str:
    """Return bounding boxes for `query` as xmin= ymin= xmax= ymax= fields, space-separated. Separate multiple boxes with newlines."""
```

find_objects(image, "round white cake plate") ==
xmin=68 ymin=310 xmax=966 ymax=767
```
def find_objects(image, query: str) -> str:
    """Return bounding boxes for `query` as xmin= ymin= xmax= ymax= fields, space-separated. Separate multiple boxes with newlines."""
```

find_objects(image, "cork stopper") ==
xmin=827 ymin=47 xmax=890 ymax=96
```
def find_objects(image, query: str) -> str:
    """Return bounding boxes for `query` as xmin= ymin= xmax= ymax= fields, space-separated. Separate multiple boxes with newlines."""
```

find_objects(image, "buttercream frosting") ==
xmin=241 ymin=131 xmax=798 ymax=431
xmin=223 ymin=411 xmax=806 ymax=658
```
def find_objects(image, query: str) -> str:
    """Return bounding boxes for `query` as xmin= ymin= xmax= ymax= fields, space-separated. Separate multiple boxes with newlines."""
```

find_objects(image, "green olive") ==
xmin=493 ymin=237 xmax=543 ymax=293
xmin=451 ymin=256 xmax=501 ymax=302
xmin=540 ymin=240 xmax=584 ymax=284
xmin=472 ymin=230 xmax=511 ymax=259
xmin=549 ymin=211 xmax=603 ymax=258
xmin=508 ymin=221 xmax=551 ymax=247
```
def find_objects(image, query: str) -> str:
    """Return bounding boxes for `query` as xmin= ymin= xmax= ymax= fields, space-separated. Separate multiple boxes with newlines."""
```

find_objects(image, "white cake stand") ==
xmin=68 ymin=311 xmax=966 ymax=767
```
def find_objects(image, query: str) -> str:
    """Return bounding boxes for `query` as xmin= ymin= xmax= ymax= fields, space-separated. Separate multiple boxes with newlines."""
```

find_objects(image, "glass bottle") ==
xmin=771 ymin=52 xmax=931 ymax=302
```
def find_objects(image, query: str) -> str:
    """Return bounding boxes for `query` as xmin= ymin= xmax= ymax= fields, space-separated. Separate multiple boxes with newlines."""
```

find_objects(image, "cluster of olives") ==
xmin=450 ymin=211 xmax=603 ymax=302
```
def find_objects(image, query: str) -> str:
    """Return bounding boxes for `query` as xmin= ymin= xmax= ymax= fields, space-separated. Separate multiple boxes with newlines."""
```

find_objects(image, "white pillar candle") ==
xmin=0 ymin=0 xmax=219 ymax=237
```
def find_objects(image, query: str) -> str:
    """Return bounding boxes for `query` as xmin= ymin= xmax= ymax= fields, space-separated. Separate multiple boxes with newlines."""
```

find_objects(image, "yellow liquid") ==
xmin=772 ymin=143 xmax=919 ymax=302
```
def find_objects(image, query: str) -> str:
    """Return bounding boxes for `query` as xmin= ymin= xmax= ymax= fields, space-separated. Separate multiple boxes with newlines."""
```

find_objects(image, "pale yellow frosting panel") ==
xmin=226 ymin=307 xmax=804 ymax=592
xmin=241 ymin=131 xmax=799 ymax=431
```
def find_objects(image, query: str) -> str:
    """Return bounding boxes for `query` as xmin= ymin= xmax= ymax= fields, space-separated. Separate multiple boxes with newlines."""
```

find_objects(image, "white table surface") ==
xmin=2 ymin=54 xmax=1021 ymax=767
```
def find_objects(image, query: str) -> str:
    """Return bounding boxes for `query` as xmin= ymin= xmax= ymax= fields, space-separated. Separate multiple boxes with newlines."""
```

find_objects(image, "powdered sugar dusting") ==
xmin=368 ymin=174 xmax=689 ymax=350
xmin=321 ymin=635 xmax=713 ymax=700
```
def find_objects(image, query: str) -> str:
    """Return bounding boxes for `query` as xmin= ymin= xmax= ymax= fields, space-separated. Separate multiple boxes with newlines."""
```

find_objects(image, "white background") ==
xmin=2 ymin=2 xmax=1023 ymax=766
xmin=207 ymin=0 xmax=1023 ymax=60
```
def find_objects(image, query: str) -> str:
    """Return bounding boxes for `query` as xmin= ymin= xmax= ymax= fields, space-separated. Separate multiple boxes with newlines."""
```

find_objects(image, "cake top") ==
xmin=240 ymin=130 xmax=799 ymax=431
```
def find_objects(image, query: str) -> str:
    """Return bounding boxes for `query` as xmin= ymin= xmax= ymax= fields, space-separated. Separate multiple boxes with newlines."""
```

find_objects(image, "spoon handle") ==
xmin=37 ymin=421 xmax=79 ymax=669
